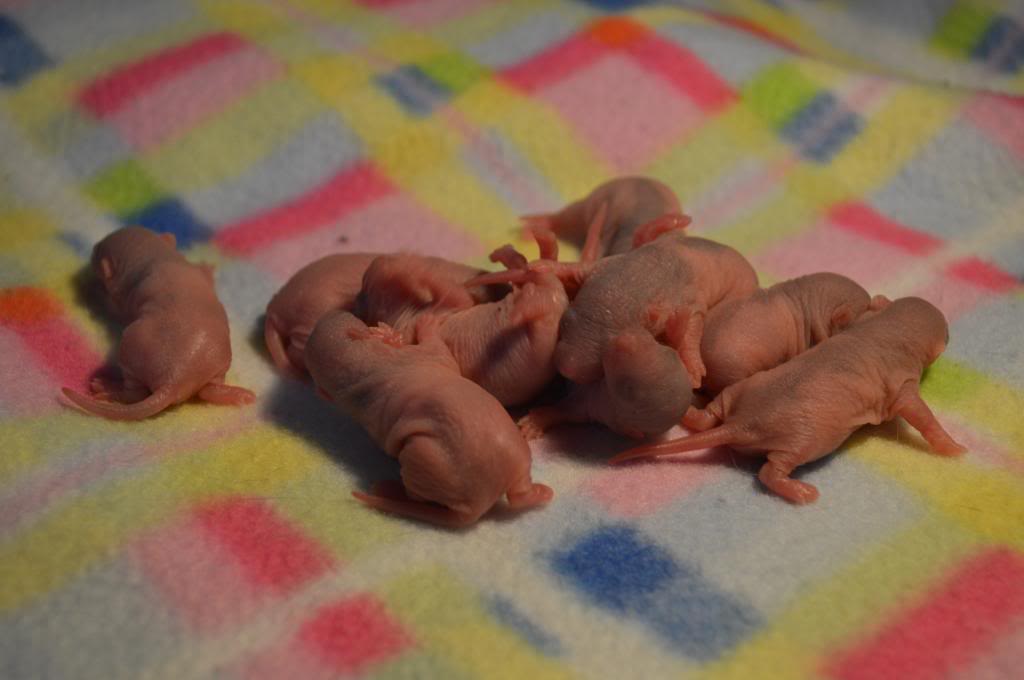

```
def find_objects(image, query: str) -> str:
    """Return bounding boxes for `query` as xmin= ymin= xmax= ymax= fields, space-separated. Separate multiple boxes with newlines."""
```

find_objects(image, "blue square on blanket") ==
xmin=123 ymin=199 xmax=213 ymax=249
xmin=0 ymin=15 xmax=52 ymax=86
xmin=781 ymin=92 xmax=862 ymax=163
xmin=972 ymin=16 xmax=1024 ymax=74
xmin=550 ymin=525 xmax=760 ymax=660
xmin=375 ymin=65 xmax=451 ymax=117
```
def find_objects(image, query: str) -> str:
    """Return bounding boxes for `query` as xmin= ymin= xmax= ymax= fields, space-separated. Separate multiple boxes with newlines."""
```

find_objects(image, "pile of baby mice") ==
xmin=62 ymin=176 xmax=966 ymax=527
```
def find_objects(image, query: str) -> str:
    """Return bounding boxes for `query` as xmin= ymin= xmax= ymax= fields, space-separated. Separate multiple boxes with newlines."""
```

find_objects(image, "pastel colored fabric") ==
xmin=1 ymin=1 xmax=1023 ymax=678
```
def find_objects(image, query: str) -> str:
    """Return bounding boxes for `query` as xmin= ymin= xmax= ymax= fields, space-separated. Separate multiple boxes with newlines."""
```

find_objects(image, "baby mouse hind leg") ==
xmin=758 ymin=451 xmax=820 ymax=504
xmin=893 ymin=382 xmax=966 ymax=455
xmin=506 ymin=482 xmax=555 ymax=511
xmin=657 ymin=305 xmax=706 ymax=388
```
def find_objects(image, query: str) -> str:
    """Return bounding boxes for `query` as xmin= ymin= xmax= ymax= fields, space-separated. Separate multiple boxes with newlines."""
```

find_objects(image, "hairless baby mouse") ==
xmin=701 ymin=272 xmax=880 ymax=395
xmin=612 ymin=296 xmax=966 ymax=504
xmin=519 ymin=328 xmax=694 ymax=439
xmin=355 ymin=253 xmax=504 ymax=340
xmin=556 ymin=231 xmax=758 ymax=388
xmin=522 ymin=176 xmax=690 ymax=257
xmin=265 ymin=252 xmax=380 ymax=375
xmin=62 ymin=227 xmax=254 ymax=420
xmin=425 ymin=233 xmax=570 ymax=407
xmin=305 ymin=310 xmax=553 ymax=527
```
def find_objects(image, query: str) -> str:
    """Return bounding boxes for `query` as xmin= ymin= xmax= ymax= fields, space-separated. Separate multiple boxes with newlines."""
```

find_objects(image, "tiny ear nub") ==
xmin=829 ymin=304 xmax=856 ymax=333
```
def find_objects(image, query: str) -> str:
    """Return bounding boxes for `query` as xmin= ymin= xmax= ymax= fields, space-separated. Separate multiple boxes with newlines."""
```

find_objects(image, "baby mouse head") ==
xmin=885 ymin=296 xmax=951 ymax=366
xmin=602 ymin=330 xmax=693 ymax=437
xmin=394 ymin=393 xmax=548 ymax=526
xmin=91 ymin=227 xmax=177 ymax=298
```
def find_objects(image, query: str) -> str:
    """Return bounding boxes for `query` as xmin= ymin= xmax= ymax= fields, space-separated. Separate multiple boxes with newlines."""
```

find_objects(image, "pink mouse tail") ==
xmin=61 ymin=384 xmax=177 ymax=421
xmin=609 ymin=424 xmax=737 ymax=465
xmin=263 ymin=313 xmax=294 ymax=373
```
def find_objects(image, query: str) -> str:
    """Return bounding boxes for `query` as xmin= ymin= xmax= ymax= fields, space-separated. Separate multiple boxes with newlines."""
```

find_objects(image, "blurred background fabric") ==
xmin=1 ymin=1 xmax=1022 ymax=678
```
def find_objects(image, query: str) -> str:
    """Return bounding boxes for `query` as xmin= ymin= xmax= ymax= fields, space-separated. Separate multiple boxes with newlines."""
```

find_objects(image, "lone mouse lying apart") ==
xmin=306 ymin=310 xmax=553 ymax=527
xmin=62 ymin=227 xmax=254 ymax=420
xmin=612 ymin=296 xmax=966 ymax=503
xmin=426 ymin=246 xmax=569 ymax=407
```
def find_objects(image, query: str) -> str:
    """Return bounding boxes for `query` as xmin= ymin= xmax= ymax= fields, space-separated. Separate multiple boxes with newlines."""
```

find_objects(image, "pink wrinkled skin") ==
xmin=355 ymin=253 xmax=504 ymax=339
xmin=554 ymin=232 xmax=759 ymax=389
xmin=431 ymin=266 xmax=569 ymax=406
xmin=265 ymin=252 xmax=380 ymax=375
xmin=265 ymin=253 xmax=504 ymax=376
xmin=612 ymin=297 xmax=966 ymax=504
xmin=520 ymin=328 xmax=693 ymax=439
xmin=523 ymin=176 xmax=687 ymax=257
xmin=62 ymin=227 xmax=255 ymax=420
xmin=305 ymin=310 xmax=553 ymax=527
xmin=700 ymin=272 xmax=877 ymax=395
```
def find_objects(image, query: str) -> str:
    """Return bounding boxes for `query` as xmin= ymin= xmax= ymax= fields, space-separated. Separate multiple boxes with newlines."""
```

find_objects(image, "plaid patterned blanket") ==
xmin=2 ymin=1 xmax=1022 ymax=678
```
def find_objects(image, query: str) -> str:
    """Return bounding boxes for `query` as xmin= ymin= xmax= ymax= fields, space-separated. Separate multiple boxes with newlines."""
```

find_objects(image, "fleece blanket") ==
xmin=2 ymin=1 xmax=1023 ymax=678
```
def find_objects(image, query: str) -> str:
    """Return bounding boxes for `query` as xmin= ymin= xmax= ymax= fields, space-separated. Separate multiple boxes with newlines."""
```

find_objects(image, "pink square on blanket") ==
xmin=751 ymin=219 xmax=919 ymax=286
xmin=135 ymin=498 xmax=335 ymax=631
xmin=193 ymin=496 xmax=336 ymax=594
xmin=237 ymin=594 xmax=413 ymax=679
xmin=251 ymin=193 xmax=486 ymax=282
xmin=134 ymin=516 xmax=264 ymax=632
xmin=298 ymin=594 xmax=414 ymax=673
xmin=822 ymin=548 xmax=1024 ymax=680
xmin=538 ymin=53 xmax=703 ymax=172
xmin=107 ymin=47 xmax=284 ymax=151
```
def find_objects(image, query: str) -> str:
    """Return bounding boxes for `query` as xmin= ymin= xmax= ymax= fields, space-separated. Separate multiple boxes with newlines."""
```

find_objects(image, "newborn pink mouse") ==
xmin=305 ymin=310 xmax=553 ymax=527
xmin=552 ymin=231 xmax=758 ymax=388
xmin=355 ymin=253 xmax=504 ymax=340
xmin=523 ymin=176 xmax=690 ymax=257
xmin=519 ymin=328 xmax=694 ymax=439
xmin=700 ymin=272 xmax=879 ymax=395
xmin=62 ymin=227 xmax=254 ymax=420
xmin=428 ymin=235 xmax=569 ymax=407
xmin=265 ymin=252 xmax=380 ymax=375
xmin=612 ymin=297 xmax=966 ymax=504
